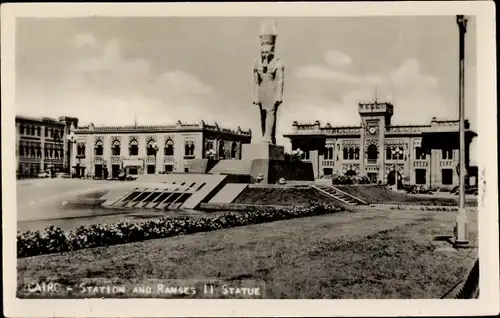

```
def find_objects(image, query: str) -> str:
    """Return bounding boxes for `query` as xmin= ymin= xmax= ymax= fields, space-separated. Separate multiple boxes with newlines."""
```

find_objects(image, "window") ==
xmin=442 ymin=148 xmax=453 ymax=160
xmin=343 ymin=148 xmax=348 ymax=160
xmin=230 ymin=141 xmax=237 ymax=159
xmin=164 ymin=139 xmax=174 ymax=156
xmin=19 ymin=143 xmax=25 ymax=156
xmin=129 ymin=167 xmax=138 ymax=175
xmin=36 ymin=127 xmax=41 ymax=136
xmin=323 ymin=168 xmax=333 ymax=176
xmin=20 ymin=125 xmax=25 ymax=134
xmin=300 ymin=150 xmax=310 ymax=160
xmin=111 ymin=140 xmax=121 ymax=156
xmin=218 ymin=141 xmax=225 ymax=159
xmin=415 ymin=147 xmax=426 ymax=160
xmin=184 ymin=142 xmax=195 ymax=157
xmin=367 ymin=145 xmax=378 ymax=163
xmin=30 ymin=126 xmax=35 ymax=136
xmin=416 ymin=169 xmax=426 ymax=185
xmin=77 ymin=144 xmax=86 ymax=157
xmin=45 ymin=127 xmax=48 ymax=137
xmin=442 ymin=169 xmax=453 ymax=185
xmin=129 ymin=138 xmax=139 ymax=156
xmin=94 ymin=140 xmax=104 ymax=156
xmin=387 ymin=146 xmax=405 ymax=160
xmin=147 ymin=143 xmax=156 ymax=156
xmin=164 ymin=165 xmax=173 ymax=173
xmin=324 ymin=147 xmax=334 ymax=160
xmin=343 ymin=147 xmax=359 ymax=160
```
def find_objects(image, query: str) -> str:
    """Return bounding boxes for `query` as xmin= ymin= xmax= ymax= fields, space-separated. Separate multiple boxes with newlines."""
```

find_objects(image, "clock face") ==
xmin=368 ymin=127 xmax=377 ymax=135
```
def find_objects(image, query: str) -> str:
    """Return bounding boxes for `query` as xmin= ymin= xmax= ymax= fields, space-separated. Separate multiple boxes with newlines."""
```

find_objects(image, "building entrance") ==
xmin=387 ymin=170 xmax=403 ymax=188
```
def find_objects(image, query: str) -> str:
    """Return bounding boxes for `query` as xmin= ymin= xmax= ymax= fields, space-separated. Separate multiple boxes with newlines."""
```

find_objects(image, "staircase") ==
xmin=209 ymin=159 xmax=253 ymax=176
xmin=313 ymin=185 xmax=368 ymax=206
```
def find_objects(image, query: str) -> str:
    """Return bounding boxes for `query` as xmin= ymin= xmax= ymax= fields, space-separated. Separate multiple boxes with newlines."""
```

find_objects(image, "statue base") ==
xmin=241 ymin=143 xmax=313 ymax=184
xmin=242 ymin=143 xmax=285 ymax=161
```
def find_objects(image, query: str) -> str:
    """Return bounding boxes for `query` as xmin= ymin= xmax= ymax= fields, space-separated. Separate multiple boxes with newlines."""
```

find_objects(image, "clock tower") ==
xmin=359 ymin=101 xmax=394 ymax=182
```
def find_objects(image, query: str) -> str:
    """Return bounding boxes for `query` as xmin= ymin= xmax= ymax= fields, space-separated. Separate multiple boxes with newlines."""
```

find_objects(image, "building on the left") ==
xmin=15 ymin=115 xmax=79 ymax=178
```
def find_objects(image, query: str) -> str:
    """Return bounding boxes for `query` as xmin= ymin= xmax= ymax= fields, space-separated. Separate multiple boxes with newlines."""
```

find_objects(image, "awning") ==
xmin=123 ymin=159 xmax=143 ymax=168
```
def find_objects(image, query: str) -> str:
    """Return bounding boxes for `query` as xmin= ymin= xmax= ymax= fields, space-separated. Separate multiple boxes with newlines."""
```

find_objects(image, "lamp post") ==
xmin=391 ymin=146 xmax=404 ymax=190
xmin=455 ymin=15 xmax=469 ymax=246
xmin=67 ymin=131 xmax=75 ymax=179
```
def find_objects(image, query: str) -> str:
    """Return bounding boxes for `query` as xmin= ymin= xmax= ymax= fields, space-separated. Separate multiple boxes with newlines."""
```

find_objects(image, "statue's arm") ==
xmin=252 ymin=60 xmax=260 ymax=105
xmin=275 ymin=59 xmax=284 ymax=104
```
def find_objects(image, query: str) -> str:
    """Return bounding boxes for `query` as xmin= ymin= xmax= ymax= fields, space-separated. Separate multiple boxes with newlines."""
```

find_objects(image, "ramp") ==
xmin=209 ymin=159 xmax=253 ymax=176
xmin=209 ymin=183 xmax=249 ymax=204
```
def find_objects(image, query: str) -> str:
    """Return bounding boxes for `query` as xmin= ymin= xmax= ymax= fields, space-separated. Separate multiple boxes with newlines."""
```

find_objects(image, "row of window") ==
xmin=19 ymin=124 xmax=64 ymax=139
xmin=79 ymin=141 xmax=239 ymax=159
xmin=321 ymin=168 xmax=454 ymax=185
xmin=317 ymin=146 xmax=453 ymax=161
xmin=19 ymin=145 xmax=64 ymax=159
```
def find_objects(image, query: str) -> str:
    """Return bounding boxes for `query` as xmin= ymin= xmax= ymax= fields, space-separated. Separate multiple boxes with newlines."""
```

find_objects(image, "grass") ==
xmin=336 ymin=185 xmax=478 ymax=207
xmin=17 ymin=207 xmax=477 ymax=299
xmin=233 ymin=187 xmax=341 ymax=206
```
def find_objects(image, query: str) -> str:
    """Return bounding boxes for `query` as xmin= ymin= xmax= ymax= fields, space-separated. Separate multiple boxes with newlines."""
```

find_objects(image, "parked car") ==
xmin=451 ymin=185 xmax=478 ymax=195
xmin=55 ymin=172 xmax=70 ymax=178
xmin=37 ymin=171 xmax=50 ymax=178
xmin=126 ymin=174 xmax=138 ymax=181
xmin=406 ymin=185 xmax=434 ymax=195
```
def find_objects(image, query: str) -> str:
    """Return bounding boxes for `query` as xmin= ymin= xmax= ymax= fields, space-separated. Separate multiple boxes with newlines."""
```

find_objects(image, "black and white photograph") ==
xmin=2 ymin=2 xmax=498 ymax=317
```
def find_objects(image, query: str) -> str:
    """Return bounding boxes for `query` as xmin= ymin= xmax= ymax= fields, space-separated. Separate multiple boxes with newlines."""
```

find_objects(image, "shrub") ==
xmin=17 ymin=204 xmax=344 ymax=258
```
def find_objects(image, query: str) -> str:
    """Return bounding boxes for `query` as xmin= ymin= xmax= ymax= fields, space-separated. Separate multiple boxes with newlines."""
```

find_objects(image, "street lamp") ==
xmin=455 ymin=15 xmax=469 ymax=247
xmin=67 ymin=131 xmax=76 ymax=179
xmin=152 ymin=142 xmax=159 ymax=174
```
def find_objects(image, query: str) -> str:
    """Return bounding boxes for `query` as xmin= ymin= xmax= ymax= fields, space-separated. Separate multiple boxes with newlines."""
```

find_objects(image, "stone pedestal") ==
xmin=242 ymin=143 xmax=313 ymax=184
xmin=242 ymin=143 xmax=285 ymax=161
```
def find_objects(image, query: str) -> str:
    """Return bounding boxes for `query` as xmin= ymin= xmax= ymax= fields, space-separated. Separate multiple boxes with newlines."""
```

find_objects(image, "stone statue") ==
xmin=253 ymin=22 xmax=284 ymax=145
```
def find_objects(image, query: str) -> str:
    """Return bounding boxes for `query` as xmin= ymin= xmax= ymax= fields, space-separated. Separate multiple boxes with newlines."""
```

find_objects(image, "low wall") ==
xmin=199 ymin=202 xmax=290 ymax=211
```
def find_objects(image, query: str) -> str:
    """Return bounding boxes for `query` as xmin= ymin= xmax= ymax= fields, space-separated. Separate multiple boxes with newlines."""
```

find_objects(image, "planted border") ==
xmin=17 ymin=204 xmax=344 ymax=258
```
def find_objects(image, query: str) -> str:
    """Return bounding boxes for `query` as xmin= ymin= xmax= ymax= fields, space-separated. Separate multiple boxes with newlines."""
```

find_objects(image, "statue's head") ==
xmin=259 ymin=21 xmax=277 ymax=59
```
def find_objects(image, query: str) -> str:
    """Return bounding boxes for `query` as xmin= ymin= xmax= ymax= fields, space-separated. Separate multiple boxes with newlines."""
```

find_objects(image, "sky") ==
xmin=15 ymin=16 xmax=478 ymax=162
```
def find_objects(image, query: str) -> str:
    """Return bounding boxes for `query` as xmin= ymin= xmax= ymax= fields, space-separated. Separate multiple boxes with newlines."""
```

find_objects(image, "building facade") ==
xmin=16 ymin=115 xmax=78 ymax=178
xmin=284 ymin=101 xmax=477 ymax=190
xmin=70 ymin=120 xmax=252 ymax=178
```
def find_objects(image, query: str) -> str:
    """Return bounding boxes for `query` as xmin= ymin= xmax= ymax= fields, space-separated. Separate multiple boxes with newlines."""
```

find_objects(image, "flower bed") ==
xmin=17 ymin=204 xmax=344 ymax=258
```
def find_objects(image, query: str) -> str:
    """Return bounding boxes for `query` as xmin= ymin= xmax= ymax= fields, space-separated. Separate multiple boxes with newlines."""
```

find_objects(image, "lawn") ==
xmin=233 ymin=187 xmax=342 ymax=206
xmin=336 ymin=185 xmax=478 ymax=207
xmin=17 ymin=207 xmax=478 ymax=299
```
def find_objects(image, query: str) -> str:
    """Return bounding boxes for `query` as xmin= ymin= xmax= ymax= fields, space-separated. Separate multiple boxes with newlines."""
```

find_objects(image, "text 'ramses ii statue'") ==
xmin=253 ymin=22 xmax=284 ymax=145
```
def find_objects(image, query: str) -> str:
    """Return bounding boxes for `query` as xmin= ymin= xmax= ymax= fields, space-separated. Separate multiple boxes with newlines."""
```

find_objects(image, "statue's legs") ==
xmin=262 ymin=108 xmax=277 ymax=144
xmin=259 ymin=106 xmax=266 ymax=138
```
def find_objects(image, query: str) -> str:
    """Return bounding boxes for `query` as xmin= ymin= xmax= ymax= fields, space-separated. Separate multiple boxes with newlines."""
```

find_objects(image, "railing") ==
xmin=367 ymin=158 xmax=377 ymax=164
xmin=164 ymin=156 xmax=175 ymax=163
xmin=146 ymin=156 xmax=156 ymax=164
xmin=110 ymin=156 xmax=121 ymax=164
xmin=440 ymin=159 xmax=455 ymax=167
xmin=414 ymin=160 xmax=429 ymax=167
xmin=321 ymin=160 xmax=334 ymax=167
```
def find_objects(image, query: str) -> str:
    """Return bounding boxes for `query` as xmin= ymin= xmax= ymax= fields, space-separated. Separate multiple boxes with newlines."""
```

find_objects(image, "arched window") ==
xmin=146 ymin=140 xmax=157 ymax=156
xmin=354 ymin=148 xmax=360 ymax=160
xmin=94 ymin=140 xmax=104 ymax=156
xmin=230 ymin=141 xmax=237 ymax=159
xmin=219 ymin=141 xmax=226 ymax=159
xmin=111 ymin=140 xmax=121 ymax=156
xmin=164 ymin=139 xmax=174 ymax=156
xmin=348 ymin=148 xmax=354 ymax=160
xmin=367 ymin=144 xmax=378 ymax=163
xmin=129 ymin=137 xmax=139 ymax=156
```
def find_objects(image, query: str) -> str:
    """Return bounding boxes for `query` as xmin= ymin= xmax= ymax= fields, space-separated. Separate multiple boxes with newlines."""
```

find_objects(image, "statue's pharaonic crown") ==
xmin=260 ymin=21 xmax=277 ymax=45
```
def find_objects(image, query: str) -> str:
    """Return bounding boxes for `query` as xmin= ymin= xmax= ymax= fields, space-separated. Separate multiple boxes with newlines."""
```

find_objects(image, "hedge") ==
xmin=17 ymin=204 xmax=344 ymax=258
